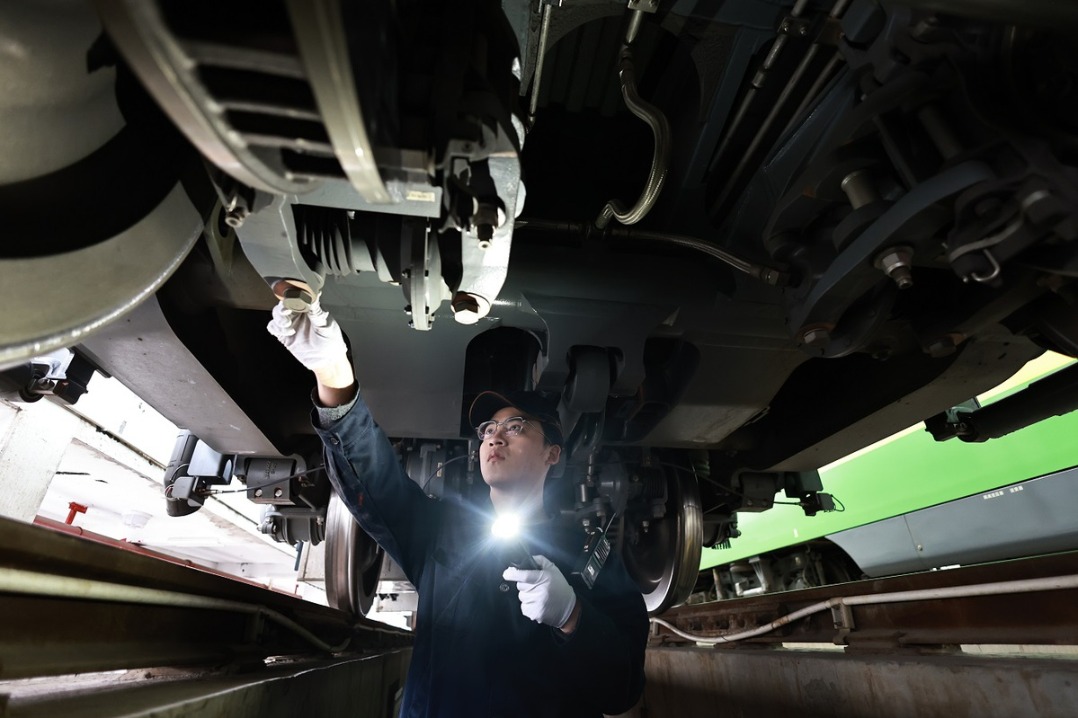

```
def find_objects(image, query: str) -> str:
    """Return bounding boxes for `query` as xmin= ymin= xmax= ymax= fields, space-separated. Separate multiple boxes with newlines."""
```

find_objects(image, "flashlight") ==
xmin=492 ymin=513 xmax=539 ymax=570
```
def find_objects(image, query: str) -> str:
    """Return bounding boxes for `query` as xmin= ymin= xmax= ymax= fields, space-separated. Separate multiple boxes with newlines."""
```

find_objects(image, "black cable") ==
xmin=657 ymin=461 xmax=840 ymax=512
xmin=163 ymin=462 xmax=189 ymax=498
xmin=656 ymin=461 xmax=760 ymax=503
xmin=420 ymin=454 xmax=470 ymax=496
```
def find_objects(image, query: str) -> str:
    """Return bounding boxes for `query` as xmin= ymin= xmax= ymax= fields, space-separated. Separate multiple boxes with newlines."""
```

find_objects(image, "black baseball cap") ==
xmin=468 ymin=390 xmax=564 ymax=447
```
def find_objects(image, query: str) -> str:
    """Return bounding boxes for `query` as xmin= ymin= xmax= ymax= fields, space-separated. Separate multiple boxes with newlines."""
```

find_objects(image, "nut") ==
xmin=451 ymin=292 xmax=490 ymax=325
xmin=874 ymin=246 xmax=915 ymax=290
xmin=800 ymin=327 xmax=831 ymax=347
xmin=926 ymin=336 xmax=957 ymax=358
xmin=281 ymin=287 xmax=315 ymax=311
xmin=273 ymin=280 xmax=316 ymax=311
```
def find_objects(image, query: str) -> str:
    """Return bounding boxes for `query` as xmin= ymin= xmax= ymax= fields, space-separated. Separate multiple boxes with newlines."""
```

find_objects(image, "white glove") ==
xmin=266 ymin=299 xmax=347 ymax=372
xmin=503 ymin=555 xmax=578 ymax=629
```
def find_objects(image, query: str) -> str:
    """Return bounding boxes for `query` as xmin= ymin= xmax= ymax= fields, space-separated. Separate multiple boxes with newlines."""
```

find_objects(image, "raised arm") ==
xmin=266 ymin=298 xmax=435 ymax=579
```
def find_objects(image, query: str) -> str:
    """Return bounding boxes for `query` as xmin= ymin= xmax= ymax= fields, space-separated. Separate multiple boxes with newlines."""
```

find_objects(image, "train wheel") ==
xmin=623 ymin=467 xmax=703 ymax=615
xmin=324 ymin=492 xmax=383 ymax=616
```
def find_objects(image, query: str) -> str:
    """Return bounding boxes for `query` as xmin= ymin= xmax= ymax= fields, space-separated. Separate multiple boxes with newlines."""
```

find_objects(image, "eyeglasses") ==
xmin=476 ymin=416 xmax=532 ymax=440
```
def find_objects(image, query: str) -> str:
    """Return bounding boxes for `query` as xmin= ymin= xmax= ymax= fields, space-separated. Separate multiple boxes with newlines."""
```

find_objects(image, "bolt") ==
xmin=280 ymin=287 xmax=315 ymax=311
xmin=798 ymin=25 xmax=808 ymax=36
xmin=274 ymin=488 xmax=283 ymax=498
xmin=223 ymin=194 xmax=250 ymax=229
xmin=926 ymin=336 xmax=957 ymax=358
xmin=800 ymin=327 xmax=831 ymax=347
xmin=875 ymin=246 xmax=915 ymax=289
xmin=891 ymin=267 xmax=914 ymax=289
xmin=254 ymin=488 xmax=263 ymax=497
xmin=451 ymin=292 xmax=489 ymax=325
xmin=224 ymin=208 xmax=247 ymax=228
xmin=473 ymin=202 xmax=505 ymax=249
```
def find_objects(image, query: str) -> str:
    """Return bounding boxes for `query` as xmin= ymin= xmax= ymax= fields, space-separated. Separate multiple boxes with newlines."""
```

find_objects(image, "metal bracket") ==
xmin=778 ymin=16 xmax=811 ymax=37
xmin=627 ymin=0 xmax=660 ymax=13
xmin=831 ymin=602 xmax=856 ymax=645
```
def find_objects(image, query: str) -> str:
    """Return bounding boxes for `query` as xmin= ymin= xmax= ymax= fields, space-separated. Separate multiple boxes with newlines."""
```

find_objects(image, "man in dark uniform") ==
xmin=268 ymin=299 xmax=649 ymax=718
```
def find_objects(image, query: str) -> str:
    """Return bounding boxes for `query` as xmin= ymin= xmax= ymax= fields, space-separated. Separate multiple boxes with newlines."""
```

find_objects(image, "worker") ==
xmin=268 ymin=298 xmax=649 ymax=718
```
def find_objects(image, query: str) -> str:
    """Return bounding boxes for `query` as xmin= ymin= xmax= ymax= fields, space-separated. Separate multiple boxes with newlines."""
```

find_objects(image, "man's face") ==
xmin=479 ymin=406 xmax=561 ymax=493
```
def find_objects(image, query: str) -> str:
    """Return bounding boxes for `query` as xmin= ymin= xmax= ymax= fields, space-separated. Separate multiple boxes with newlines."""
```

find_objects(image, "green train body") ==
xmin=699 ymin=354 xmax=1078 ymax=598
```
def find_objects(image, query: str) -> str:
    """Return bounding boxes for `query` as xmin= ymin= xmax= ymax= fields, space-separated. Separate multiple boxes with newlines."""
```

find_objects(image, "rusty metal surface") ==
xmin=656 ymin=551 xmax=1078 ymax=648
xmin=619 ymin=647 xmax=1078 ymax=718
xmin=0 ymin=515 xmax=410 ymax=679
xmin=4 ymin=651 xmax=411 ymax=718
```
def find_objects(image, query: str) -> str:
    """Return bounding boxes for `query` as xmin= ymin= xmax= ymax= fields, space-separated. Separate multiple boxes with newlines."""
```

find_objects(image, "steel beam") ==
xmin=618 ymin=646 xmax=1078 ymax=718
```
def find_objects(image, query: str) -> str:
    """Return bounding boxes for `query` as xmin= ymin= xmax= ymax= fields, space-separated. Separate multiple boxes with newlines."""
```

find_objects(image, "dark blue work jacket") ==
xmin=314 ymin=392 xmax=648 ymax=718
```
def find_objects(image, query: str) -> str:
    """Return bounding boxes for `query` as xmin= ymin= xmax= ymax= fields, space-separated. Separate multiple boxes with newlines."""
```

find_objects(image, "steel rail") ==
xmin=653 ymin=573 xmax=1078 ymax=644
xmin=652 ymin=551 xmax=1078 ymax=648
xmin=0 ymin=515 xmax=410 ymax=680
xmin=0 ymin=566 xmax=355 ymax=653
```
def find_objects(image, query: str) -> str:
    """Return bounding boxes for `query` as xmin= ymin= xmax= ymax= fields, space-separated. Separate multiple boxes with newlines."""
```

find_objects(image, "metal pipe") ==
xmin=758 ymin=0 xmax=812 ymax=83
xmin=0 ymin=566 xmax=355 ymax=653
xmin=710 ymin=0 xmax=852 ymax=216
xmin=781 ymin=49 xmax=845 ymax=138
xmin=516 ymin=219 xmax=790 ymax=286
xmin=625 ymin=6 xmax=646 ymax=45
xmin=616 ymin=229 xmax=790 ymax=286
xmin=594 ymin=47 xmax=672 ymax=228
xmin=527 ymin=2 xmax=554 ymax=122
xmin=917 ymin=104 xmax=963 ymax=160
xmin=651 ymin=573 xmax=1078 ymax=644
xmin=711 ymin=43 xmax=823 ymax=214
xmin=705 ymin=0 xmax=813 ymax=184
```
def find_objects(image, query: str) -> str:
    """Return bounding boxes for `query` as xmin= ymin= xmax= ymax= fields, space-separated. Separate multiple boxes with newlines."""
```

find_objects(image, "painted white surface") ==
xmin=0 ymin=375 xmax=327 ymax=604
